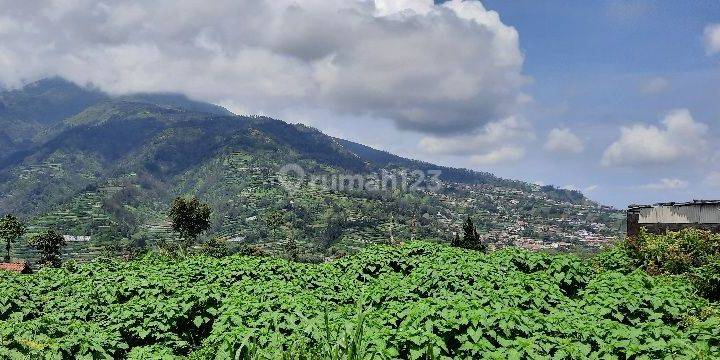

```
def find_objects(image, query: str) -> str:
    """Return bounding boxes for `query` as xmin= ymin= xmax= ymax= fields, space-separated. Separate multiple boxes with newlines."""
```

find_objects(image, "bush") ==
xmin=611 ymin=228 xmax=720 ymax=301
xmin=627 ymin=228 xmax=720 ymax=275
xmin=592 ymin=243 xmax=639 ymax=274
xmin=690 ymin=257 xmax=720 ymax=300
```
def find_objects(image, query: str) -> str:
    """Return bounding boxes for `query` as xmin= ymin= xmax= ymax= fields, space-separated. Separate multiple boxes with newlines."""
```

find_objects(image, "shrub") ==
xmin=592 ymin=242 xmax=639 ymax=274
xmin=613 ymin=228 xmax=720 ymax=301
xmin=627 ymin=228 xmax=720 ymax=275
xmin=689 ymin=256 xmax=720 ymax=300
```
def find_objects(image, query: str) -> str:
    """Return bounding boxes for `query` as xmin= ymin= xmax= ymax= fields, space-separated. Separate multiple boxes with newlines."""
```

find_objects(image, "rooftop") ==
xmin=628 ymin=200 xmax=720 ymax=211
xmin=0 ymin=262 xmax=30 ymax=274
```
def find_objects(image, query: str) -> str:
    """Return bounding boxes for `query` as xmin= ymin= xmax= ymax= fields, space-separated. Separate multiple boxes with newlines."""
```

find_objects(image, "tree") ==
xmin=321 ymin=211 xmax=345 ymax=248
xmin=0 ymin=214 xmax=26 ymax=262
xmin=455 ymin=216 xmax=487 ymax=252
xmin=169 ymin=196 xmax=211 ymax=249
xmin=265 ymin=210 xmax=286 ymax=242
xmin=29 ymin=229 xmax=67 ymax=267
xmin=202 ymin=237 xmax=229 ymax=258
xmin=284 ymin=235 xmax=300 ymax=262
xmin=451 ymin=232 xmax=461 ymax=247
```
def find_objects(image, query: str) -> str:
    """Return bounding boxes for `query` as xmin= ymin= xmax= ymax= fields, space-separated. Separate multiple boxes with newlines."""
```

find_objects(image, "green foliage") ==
xmin=0 ymin=241 xmax=717 ymax=359
xmin=284 ymin=236 xmax=300 ymax=262
xmin=28 ymin=229 xmax=66 ymax=267
xmin=628 ymin=228 xmax=720 ymax=275
xmin=690 ymin=257 xmax=720 ymax=301
xmin=453 ymin=217 xmax=486 ymax=252
xmin=201 ymin=237 xmax=230 ymax=258
xmin=604 ymin=229 xmax=720 ymax=301
xmin=170 ymin=196 xmax=211 ymax=248
xmin=0 ymin=214 xmax=26 ymax=262
xmin=592 ymin=242 xmax=639 ymax=274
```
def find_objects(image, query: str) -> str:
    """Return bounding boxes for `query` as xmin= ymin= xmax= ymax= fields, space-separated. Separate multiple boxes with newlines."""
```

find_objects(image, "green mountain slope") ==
xmin=0 ymin=79 xmax=623 ymax=261
xmin=0 ymin=77 xmax=108 ymax=153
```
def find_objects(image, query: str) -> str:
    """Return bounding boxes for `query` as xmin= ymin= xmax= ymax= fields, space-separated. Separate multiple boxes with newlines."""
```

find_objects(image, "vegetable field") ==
xmin=1 ymin=241 xmax=719 ymax=359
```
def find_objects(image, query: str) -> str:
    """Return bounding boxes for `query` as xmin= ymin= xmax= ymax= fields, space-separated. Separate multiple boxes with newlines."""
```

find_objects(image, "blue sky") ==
xmin=0 ymin=0 xmax=718 ymax=208
xmin=306 ymin=0 xmax=720 ymax=208
xmin=474 ymin=0 xmax=720 ymax=207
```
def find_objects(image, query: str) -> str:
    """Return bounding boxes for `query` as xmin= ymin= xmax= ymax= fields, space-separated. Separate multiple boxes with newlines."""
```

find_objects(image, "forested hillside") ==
xmin=0 ymin=79 xmax=623 ymax=261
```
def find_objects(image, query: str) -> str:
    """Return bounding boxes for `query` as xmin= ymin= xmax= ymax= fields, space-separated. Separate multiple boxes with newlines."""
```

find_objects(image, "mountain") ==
xmin=0 ymin=78 xmax=623 ymax=261
xmin=0 ymin=77 xmax=108 ymax=154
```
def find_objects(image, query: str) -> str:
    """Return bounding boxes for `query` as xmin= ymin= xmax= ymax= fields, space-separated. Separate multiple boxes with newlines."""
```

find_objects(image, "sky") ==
xmin=0 ymin=0 xmax=718 ymax=208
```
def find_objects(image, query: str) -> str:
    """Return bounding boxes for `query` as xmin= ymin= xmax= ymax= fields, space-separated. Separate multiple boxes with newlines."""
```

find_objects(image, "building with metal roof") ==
xmin=627 ymin=200 xmax=720 ymax=237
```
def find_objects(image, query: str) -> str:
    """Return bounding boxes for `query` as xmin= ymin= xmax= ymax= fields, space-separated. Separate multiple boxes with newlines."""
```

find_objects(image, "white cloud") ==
xmin=543 ymin=128 xmax=584 ymax=154
xmin=0 ymin=0 xmax=526 ymax=135
xmin=585 ymin=185 xmax=599 ymax=193
xmin=704 ymin=23 xmax=720 ymax=55
xmin=418 ymin=116 xmax=533 ymax=156
xmin=601 ymin=109 xmax=709 ymax=167
xmin=704 ymin=172 xmax=720 ymax=187
xmin=640 ymin=77 xmax=669 ymax=94
xmin=640 ymin=178 xmax=689 ymax=191
xmin=469 ymin=146 xmax=525 ymax=165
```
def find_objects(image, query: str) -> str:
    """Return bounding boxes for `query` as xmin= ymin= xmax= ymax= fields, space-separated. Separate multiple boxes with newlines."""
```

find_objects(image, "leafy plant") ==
xmin=628 ymin=228 xmax=720 ymax=275
xmin=1 ymin=241 xmax=717 ymax=359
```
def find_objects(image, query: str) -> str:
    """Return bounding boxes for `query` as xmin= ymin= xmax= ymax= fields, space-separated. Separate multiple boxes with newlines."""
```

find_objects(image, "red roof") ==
xmin=0 ymin=262 xmax=29 ymax=273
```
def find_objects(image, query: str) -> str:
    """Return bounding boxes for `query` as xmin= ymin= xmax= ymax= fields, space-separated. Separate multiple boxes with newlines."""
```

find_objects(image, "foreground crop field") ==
xmin=1 ymin=242 xmax=719 ymax=359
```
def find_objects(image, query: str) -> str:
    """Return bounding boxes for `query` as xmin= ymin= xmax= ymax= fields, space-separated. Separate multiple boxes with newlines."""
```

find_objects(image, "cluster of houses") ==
xmin=3 ymin=200 xmax=718 ymax=273
xmin=434 ymin=183 xmax=623 ymax=251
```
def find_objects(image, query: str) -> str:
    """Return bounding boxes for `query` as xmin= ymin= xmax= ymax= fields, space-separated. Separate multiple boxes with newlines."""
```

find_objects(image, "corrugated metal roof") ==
xmin=638 ymin=205 xmax=720 ymax=224
xmin=628 ymin=200 xmax=720 ymax=212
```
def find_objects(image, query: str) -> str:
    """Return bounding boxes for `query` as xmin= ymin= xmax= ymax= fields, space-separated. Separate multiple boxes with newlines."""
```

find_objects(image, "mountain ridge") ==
xmin=0 ymin=78 xmax=622 ymax=261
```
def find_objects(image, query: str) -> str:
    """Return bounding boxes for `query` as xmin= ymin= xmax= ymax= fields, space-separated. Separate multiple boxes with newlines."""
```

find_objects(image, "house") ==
xmin=63 ymin=235 xmax=91 ymax=242
xmin=0 ymin=261 xmax=32 ymax=274
xmin=627 ymin=200 xmax=720 ymax=237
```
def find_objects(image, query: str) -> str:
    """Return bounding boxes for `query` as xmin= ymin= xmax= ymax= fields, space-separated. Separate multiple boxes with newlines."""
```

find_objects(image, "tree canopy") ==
xmin=29 ymin=229 xmax=67 ymax=267
xmin=169 ymin=196 xmax=211 ymax=248
xmin=0 ymin=214 xmax=26 ymax=262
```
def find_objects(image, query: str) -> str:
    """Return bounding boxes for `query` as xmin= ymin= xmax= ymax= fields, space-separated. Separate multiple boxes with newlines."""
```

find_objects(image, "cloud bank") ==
xmin=601 ymin=109 xmax=709 ymax=167
xmin=0 ymin=0 xmax=526 ymax=135
xmin=543 ymin=128 xmax=584 ymax=154
xmin=704 ymin=23 xmax=720 ymax=55
xmin=640 ymin=178 xmax=689 ymax=191
xmin=418 ymin=116 xmax=533 ymax=164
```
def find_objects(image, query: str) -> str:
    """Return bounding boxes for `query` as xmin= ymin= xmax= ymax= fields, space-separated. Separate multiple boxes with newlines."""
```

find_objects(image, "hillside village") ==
xmin=6 ymin=156 xmax=622 ymax=263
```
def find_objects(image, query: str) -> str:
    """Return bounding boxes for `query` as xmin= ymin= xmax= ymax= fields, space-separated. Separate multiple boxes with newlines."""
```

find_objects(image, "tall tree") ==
xmin=169 ymin=196 xmax=211 ymax=250
xmin=29 ymin=229 xmax=67 ymax=267
xmin=458 ymin=216 xmax=487 ymax=252
xmin=0 ymin=214 xmax=26 ymax=262
xmin=284 ymin=234 xmax=300 ymax=262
